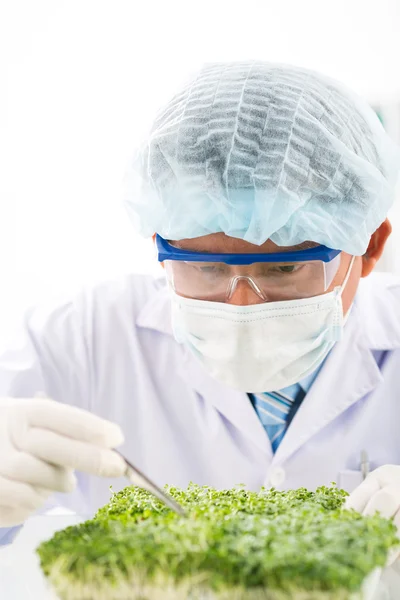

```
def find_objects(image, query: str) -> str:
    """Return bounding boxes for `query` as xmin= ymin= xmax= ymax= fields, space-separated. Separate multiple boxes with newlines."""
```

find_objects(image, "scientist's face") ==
xmin=173 ymin=219 xmax=392 ymax=313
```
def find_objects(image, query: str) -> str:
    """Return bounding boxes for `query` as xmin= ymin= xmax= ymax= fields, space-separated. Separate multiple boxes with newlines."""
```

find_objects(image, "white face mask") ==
xmin=170 ymin=257 xmax=355 ymax=392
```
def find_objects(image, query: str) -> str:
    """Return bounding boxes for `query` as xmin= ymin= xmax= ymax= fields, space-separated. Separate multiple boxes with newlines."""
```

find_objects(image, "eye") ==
xmin=276 ymin=264 xmax=298 ymax=273
xmin=199 ymin=266 xmax=219 ymax=273
xmin=184 ymin=262 xmax=226 ymax=275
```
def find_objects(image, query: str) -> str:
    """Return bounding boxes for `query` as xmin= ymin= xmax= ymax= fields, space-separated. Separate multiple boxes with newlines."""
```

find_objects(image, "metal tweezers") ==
xmin=115 ymin=451 xmax=186 ymax=516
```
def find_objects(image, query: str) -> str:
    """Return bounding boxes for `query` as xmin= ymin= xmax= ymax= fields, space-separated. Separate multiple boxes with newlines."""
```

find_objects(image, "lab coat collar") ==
xmin=136 ymin=278 xmax=174 ymax=336
xmin=351 ymin=273 xmax=400 ymax=350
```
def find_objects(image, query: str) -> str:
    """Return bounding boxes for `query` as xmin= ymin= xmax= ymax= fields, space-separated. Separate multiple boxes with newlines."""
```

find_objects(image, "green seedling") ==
xmin=37 ymin=484 xmax=399 ymax=600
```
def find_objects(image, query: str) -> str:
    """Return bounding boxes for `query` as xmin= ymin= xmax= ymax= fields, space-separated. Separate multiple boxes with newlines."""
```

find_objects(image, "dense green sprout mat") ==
xmin=37 ymin=484 xmax=399 ymax=600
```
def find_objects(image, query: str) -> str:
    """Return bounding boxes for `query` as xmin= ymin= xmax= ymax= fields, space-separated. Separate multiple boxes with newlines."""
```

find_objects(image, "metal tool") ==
xmin=361 ymin=450 xmax=370 ymax=481
xmin=115 ymin=451 xmax=186 ymax=516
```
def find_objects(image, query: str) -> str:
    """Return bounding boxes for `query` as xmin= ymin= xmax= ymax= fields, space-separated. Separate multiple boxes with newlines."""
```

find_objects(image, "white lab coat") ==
xmin=1 ymin=272 xmax=400 ymax=518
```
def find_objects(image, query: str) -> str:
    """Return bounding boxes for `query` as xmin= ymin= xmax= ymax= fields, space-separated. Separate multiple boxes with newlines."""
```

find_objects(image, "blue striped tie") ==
xmin=252 ymin=390 xmax=298 ymax=453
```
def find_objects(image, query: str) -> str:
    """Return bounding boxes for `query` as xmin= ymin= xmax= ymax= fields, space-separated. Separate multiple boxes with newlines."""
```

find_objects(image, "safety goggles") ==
xmin=156 ymin=235 xmax=342 ymax=303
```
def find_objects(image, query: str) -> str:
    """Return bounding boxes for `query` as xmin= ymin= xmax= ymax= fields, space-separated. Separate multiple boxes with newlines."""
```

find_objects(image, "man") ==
xmin=1 ymin=61 xmax=400 ymax=547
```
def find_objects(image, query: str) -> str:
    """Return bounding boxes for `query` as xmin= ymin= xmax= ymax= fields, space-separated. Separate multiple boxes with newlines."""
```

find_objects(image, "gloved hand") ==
xmin=345 ymin=465 xmax=400 ymax=565
xmin=0 ymin=397 xmax=126 ymax=527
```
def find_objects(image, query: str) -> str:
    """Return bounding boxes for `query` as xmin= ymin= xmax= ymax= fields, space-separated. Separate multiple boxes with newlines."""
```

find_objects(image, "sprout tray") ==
xmin=37 ymin=484 xmax=399 ymax=600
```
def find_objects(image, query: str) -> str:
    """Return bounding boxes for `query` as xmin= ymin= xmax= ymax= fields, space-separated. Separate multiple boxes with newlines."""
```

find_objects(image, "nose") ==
xmin=227 ymin=278 xmax=266 ymax=306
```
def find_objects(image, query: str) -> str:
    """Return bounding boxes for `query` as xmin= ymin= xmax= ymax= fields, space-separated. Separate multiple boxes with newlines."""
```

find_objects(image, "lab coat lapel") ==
xmin=273 ymin=303 xmax=383 ymax=465
xmin=176 ymin=348 xmax=272 ymax=456
xmin=137 ymin=282 xmax=271 ymax=456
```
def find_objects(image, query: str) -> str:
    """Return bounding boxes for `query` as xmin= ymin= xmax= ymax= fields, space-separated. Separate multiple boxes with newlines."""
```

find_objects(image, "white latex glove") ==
xmin=345 ymin=465 xmax=400 ymax=565
xmin=0 ymin=397 xmax=126 ymax=527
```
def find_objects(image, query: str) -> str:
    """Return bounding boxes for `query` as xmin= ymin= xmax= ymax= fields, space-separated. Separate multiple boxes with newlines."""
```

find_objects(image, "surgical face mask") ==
xmin=170 ymin=256 xmax=355 ymax=392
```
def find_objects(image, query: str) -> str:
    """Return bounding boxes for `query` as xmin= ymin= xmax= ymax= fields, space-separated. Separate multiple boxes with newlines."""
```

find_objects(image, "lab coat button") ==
xmin=269 ymin=467 xmax=286 ymax=487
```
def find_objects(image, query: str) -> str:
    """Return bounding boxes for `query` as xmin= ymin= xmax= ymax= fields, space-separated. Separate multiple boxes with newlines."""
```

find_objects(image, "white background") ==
xmin=1 ymin=0 xmax=400 ymax=337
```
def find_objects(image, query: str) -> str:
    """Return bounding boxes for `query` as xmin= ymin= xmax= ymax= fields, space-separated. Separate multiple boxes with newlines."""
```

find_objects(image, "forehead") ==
xmin=173 ymin=233 xmax=318 ymax=254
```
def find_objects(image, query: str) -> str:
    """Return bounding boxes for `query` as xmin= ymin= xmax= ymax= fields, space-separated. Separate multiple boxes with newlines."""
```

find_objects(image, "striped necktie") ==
xmin=251 ymin=388 xmax=305 ymax=453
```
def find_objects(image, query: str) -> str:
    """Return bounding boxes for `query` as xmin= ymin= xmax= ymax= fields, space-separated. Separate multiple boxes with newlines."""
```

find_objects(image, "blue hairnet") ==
xmin=124 ymin=61 xmax=400 ymax=254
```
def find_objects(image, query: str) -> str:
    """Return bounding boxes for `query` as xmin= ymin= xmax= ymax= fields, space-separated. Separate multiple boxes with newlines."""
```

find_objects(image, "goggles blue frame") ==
xmin=156 ymin=234 xmax=341 ymax=265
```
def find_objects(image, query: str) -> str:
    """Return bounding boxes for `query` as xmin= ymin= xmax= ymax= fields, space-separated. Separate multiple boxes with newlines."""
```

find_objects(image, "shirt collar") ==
xmin=277 ymin=359 xmax=326 ymax=400
xmin=298 ymin=359 xmax=326 ymax=394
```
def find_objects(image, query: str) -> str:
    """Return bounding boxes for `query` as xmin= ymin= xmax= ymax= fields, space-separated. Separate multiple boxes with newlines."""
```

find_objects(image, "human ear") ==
xmin=361 ymin=219 xmax=392 ymax=277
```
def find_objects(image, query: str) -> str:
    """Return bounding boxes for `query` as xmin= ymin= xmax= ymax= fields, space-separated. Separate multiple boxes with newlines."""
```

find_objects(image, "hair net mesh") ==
xmin=124 ymin=61 xmax=400 ymax=254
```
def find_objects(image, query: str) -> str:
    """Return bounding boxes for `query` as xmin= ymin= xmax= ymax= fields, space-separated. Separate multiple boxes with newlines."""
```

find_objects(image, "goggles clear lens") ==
xmin=164 ymin=254 xmax=342 ymax=302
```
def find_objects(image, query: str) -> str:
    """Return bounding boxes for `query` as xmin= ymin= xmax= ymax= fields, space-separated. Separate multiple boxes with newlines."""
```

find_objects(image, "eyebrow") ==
xmin=287 ymin=241 xmax=319 ymax=251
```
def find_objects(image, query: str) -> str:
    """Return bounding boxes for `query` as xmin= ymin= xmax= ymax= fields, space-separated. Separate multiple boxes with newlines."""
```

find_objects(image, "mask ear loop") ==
xmin=327 ymin=255 xmax=356 ymax=332
xmin=337 ymin=255 xmax=356 ymax=297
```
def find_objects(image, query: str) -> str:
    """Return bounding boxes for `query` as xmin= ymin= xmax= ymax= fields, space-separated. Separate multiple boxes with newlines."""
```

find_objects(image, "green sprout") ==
xmin=37 ymin=484 xmax=399 ymax=600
